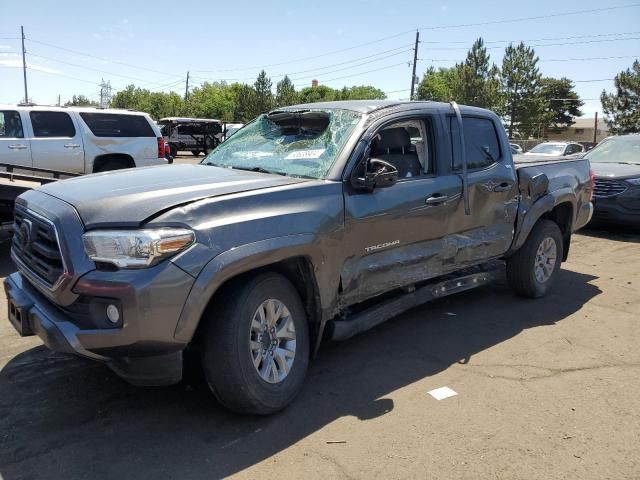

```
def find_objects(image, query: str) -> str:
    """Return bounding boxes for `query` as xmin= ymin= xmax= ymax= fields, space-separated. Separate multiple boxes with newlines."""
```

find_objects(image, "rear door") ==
xmin=29 ymin=111 xmax=84 ymax=173
xmin=0 ymin=110 xmax=32 ymax=167
xmin=446 ymin=114 xmax=518 ymax=267
xmin=341 ymin=113 xmax=462 ymax=306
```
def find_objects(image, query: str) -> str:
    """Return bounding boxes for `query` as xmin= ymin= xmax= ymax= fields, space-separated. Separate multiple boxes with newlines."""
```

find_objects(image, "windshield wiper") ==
xmin=231 ymin=166 xmax=287 ymax=176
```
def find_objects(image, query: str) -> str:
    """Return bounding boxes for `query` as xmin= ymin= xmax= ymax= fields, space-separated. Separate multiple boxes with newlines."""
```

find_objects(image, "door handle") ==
xmin=8 ymin=144 xmax=27 ymax=150
xmin=426 ymin=194 xmax=449 ymax=205
xmin=64 ymin=143 xmax=81 ymax=149
xmin=492 ymin=182 xmax=513 ymax=192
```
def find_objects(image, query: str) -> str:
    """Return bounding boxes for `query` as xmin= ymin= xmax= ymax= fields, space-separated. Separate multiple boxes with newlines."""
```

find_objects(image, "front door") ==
xmin=340 ymin=116 xmax=462 ymax=307
xmin=29 ymin=110 xmax=85 ymax=173
xmin=0 ymin=110 xmax=32 ymax=167
xmin=446 ymin=115 xmax=518 ymax=268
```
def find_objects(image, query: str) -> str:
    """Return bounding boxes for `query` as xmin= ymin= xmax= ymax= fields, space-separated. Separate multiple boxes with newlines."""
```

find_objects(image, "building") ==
xmin=546 ymin=117 xmax=609 ymax=143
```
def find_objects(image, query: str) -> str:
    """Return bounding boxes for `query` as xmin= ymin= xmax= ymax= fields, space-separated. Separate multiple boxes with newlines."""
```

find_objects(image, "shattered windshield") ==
xmin=202 ymin=109 xmax=362 ymax=179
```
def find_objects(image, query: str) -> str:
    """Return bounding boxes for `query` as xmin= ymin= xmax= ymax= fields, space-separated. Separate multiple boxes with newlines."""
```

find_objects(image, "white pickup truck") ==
xmin=0 ymin=105 xmax=169 ymax=224
xmin=0 ymin=105 xmax=168 ymax=173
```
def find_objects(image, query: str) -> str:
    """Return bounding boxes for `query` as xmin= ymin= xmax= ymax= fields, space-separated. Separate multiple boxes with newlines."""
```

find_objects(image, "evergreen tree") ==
xmin=601 ymin=59 xmax=640 ymax=134
xmin=253 ymin=70 xmax=273 ymax=115
xmin=234 ymin=84 xmax=257 ymax=123
xmin=275 ymin=76 xmax=298 ymax=107
xmin=500 ymin=42 xmax=542 ymax=138
xmin=457 ymin=38 xmax=501 ymax=109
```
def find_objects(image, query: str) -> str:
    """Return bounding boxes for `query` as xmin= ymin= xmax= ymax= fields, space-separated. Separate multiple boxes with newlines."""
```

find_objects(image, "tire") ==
xmin=191 ymin=150 xmax=201 ymax=156
xmin=507 ymin=219 xmax=564 ymax=298
xmin=94 ymin=159 xmax=131 ymax=173
xmin=169 ymin=144 xmax=178 ymax=157
xmin=202 ymin=273 xmax=309 ymax=415
xmin=204 ymin=137 xmax=215 ymax=155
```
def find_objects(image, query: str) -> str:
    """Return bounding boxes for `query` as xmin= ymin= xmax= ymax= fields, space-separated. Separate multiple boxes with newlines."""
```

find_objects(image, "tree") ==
xmin=416 ymin=67 xmax=457 ymax=102
xmin=188 ymin=81 xmax=237 ymax=121
xmin=253 ymin=70 xmax=273 ymax=115
xmin=537 ymin=77 xmax=583 ymax=135
xmin=298 ymin=85 xmax=338 ymax=103
xmin=500 ymin=42 xmax=542 ymax=138
xmin=275 ymin=75 xmax=298 ymax=107
xmin=110 ymin=85 xmax=184 ymax=119
xmin=340 ymin=85 xmax=386 ymax=100
xmin=234 ymin=84 xmax=257 ymax=123
xmin=65 ymin=95 xmax=98 ymax=107
xmin=601 ymin=59 xmax=640 ymax=134
xmin=456 ymin=38 xmax=501 ymax=109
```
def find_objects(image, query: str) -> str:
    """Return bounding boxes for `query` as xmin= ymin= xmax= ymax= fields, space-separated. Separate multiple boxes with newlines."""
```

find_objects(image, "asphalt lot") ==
xmin=0 ymin=174 xmax=639 ymax=479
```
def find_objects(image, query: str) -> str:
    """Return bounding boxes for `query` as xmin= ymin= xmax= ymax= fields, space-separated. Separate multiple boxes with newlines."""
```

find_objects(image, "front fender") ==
xmin=173 ymin=233 xmax=328 ymax=343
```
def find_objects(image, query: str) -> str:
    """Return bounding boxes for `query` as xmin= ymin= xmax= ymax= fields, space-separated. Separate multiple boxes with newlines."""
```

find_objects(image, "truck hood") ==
xmin=38 ymin=164 xmax=307 ymax=228
xmin=589 ymin=161 xmax=640 ymax=179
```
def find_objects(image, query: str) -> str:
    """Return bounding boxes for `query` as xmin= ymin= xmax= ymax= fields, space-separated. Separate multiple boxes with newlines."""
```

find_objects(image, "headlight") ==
xmin=82 ymin=229 xmax=195 ymax=268
xmin=625 ymin=178 xmax=640 ymax=186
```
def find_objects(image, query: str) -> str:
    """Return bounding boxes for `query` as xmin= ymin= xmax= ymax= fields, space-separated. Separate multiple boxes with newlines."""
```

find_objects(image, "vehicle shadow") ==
xmin=580 ymin=224 xmax=640 ymax=242
xmin=0 ymin=268 xmax=601 ymax=480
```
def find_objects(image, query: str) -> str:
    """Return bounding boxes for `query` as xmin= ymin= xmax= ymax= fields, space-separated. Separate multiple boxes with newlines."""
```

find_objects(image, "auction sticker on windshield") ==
xmin=284 ymin=149 xmax=326 ymax=160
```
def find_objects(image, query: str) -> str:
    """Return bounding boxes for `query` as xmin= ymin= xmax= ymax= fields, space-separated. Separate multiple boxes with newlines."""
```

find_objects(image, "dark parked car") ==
xmin=5 ymin=100 xmax=593 ymax=414
xmin=585 ymin=134 xmax=640 ymax=226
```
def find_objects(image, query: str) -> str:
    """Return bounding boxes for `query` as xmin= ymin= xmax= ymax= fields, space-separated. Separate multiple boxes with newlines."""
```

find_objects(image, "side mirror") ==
xmin=352 ymin=158 xmax=398 ymax=191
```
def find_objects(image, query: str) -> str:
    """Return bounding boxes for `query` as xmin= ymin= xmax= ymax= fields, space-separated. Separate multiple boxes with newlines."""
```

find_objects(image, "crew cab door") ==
xmin=340 ymin=115 xmax=461 ymax=306
xmin=29 ymin=111 xmax=85 ymax=173
xmin=446 ymin=114 xmax=518 ymax=266
xmin=0 ymin=110 xmax=32 ymax=167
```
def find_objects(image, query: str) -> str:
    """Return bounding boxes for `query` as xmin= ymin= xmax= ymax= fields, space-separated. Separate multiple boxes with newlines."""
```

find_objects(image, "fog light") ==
xmin=106 ymin=304 xmax=120 ymax=324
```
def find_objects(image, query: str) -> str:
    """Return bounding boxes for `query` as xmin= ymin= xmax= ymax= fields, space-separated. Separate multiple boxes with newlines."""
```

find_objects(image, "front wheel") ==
xmin=507 ymin=219 xmax=564 ymax=298
xmin=201 ymin=273 xmax=309 ymax=415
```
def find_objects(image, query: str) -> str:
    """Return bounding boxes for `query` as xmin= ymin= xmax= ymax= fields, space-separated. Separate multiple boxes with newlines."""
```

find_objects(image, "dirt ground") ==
xmin=1 ymin=224 xmax=639 ymax=480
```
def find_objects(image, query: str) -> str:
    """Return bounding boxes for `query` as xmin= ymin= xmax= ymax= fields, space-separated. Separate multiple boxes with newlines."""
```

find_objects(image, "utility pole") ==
xmin=57 ymin=94 xmax=61 ymax=106
xmin=409 ymin=31 xmax=420 ymax=100
xmin=184 ymin=71 xmax=190 ymax=101
xmin=21 ymin=26 xmax=28 ymax=104
xmin=593 ymin=112 xmax=598 ymax=144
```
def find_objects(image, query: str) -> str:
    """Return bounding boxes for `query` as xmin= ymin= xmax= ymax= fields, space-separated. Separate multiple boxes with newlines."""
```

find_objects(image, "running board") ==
xmin=329 ymin=261 xmax=504 ymax=342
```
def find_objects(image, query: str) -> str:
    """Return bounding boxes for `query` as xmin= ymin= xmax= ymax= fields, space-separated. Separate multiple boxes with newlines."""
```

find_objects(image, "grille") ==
xmin=593 ymin=178 xmax=628 ymax=198
xmin=12 ymin=208 xmax=65 ymax=288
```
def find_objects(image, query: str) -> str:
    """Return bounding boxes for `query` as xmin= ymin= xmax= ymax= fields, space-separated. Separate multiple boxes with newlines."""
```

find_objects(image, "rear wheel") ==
xmin=191 ymin=150 xmax=201 ymax=156
xmin=507 ymin=219 xmax=563 ymax=298
xmin=204 ymin=137 xmax=215 ymax=155
xmin=169 ymin=144 xmax=178 ymax=157
xmin=201 ymin=273 xmax=309 ymax=414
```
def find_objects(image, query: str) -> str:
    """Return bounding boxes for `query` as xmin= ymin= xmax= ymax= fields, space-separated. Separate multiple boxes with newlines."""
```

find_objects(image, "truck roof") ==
xmin=280 ymin=100 xmax=493 ymax=116
xmin=0 ymin=104 xmax=151 ymax=116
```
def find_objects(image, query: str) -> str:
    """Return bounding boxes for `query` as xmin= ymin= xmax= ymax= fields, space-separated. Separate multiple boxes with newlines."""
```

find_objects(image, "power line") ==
xmin=192 ymin=43 xmax=413 ymax=77
xmin=319 ymin=62 xmax=409 ymax=84
xmin=25 ymin=37 xmax=184 ymax=78
xmin=419 ymin=54 xmax=639 ymax=63
xmin=26 ymin=51 xmax=178 ymax=87
xmin=417 ymin=3 xmax=640 ymax=31
xmin=417 ymin=36 xmax=640 ymax=51
xmin=419 ymin=30 xmax=640 ymax=45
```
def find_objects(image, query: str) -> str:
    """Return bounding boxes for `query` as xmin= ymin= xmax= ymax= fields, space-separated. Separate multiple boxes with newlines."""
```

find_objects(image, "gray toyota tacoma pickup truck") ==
xmin=4 ymin=100 xmax=593 ymax=414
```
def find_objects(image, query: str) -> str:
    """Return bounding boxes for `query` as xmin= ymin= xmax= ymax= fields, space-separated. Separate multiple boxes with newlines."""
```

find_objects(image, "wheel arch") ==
xmin=175 ymin=234 xmax=331 ymax=356
xmin=92 ymin=153 xmax=135 ymax=172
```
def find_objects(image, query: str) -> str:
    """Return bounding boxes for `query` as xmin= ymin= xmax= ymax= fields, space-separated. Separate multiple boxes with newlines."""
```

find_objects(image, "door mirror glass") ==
xmin=352 ymin=158 xmax=398 ymax=191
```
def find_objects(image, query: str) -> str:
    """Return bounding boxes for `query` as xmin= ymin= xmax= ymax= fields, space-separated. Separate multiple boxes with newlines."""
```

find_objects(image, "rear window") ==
xmin=79 ymin=113 xmax=155 ymax=137
xmin=30 ymin=111 xmax=76 ymax=137
xmin=450 ymin=116 xmax=501 ymax=170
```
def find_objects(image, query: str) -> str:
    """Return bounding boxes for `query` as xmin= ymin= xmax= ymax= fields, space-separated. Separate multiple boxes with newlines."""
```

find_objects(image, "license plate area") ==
xmin=8 ymin=295 xmax=34 ymax=336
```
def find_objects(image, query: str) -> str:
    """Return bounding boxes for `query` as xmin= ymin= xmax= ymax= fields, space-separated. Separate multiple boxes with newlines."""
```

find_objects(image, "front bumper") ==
xmin=4 ymin=261 xmax=196 ymax=385
xmin=592 ymin=191 xmax=640 ymax=226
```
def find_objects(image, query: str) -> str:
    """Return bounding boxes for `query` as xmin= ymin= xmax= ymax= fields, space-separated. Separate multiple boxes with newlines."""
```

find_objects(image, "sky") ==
xmin=1 ymin=0 xmax=639 ymax=118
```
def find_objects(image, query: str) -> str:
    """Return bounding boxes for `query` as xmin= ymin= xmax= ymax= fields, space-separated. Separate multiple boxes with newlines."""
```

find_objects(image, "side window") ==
xmin=79 ymin=113 xmax=155 ymax=137
xmin=369 ymin=119 xmax=433 ymax=179
xmin=0 ymin=111 xmax=24 ymax=138
xmin=450 ymin=116 xmax=501 ymax=170
xmin=30 ymin=111 xmax=75 ymax=137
